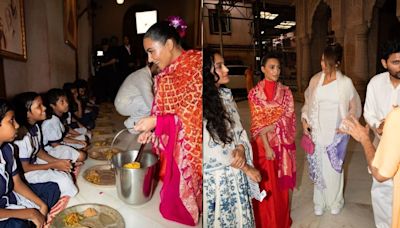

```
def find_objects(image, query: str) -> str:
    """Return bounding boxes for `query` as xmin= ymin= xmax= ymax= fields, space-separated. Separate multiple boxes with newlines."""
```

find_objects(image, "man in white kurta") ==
xmin=364 ymin=69 xmax=400 ymax=227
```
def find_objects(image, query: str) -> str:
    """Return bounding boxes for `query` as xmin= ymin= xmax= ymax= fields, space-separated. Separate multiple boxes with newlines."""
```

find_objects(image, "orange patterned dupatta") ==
xmin=152 ymin=50 xmax=202 ymax=224
xmin=248 ymin=80 xmax=296 ymax=189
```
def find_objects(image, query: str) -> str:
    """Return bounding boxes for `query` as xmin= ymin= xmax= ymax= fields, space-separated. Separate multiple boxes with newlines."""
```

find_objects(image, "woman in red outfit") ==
xmin=133 ymin=21 xmax=202 ymax=226
xmin=248 ymin=52 xmax=296 ymax=228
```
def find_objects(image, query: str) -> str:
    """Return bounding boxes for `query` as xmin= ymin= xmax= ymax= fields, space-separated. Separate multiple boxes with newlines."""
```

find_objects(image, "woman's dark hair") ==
xmin=261 ymin=51 xmax=282 ymax=67
xmin=203 ymin=49 xmax=233 ymax=145
xmin=323 ymin=42 xmax=343 ymax=69
xmin=12 ymin=92 xmax=40 ymax=128
xmin=380 ymin=40 xmax=400 ymax=61
xmin=0 ymin=98 xmax=13 ymax=125
xmin=144 ymin=21 xmax=181 ymax=46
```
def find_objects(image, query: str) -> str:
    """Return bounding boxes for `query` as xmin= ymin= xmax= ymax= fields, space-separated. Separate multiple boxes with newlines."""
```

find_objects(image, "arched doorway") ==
xmin=122 ymin=4 xmax=157 ymax=68
xmin=310 ymin=1 xmax=332 ymax=76
xmin=375 ymin=0 xmax=400 ymax=74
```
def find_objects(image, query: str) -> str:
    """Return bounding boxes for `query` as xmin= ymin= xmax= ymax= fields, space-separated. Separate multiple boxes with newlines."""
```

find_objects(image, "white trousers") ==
xmin=371 ymin=177 xmax=392 ymax=228
xmin=314 ymin=150 xmax=344 ymax=211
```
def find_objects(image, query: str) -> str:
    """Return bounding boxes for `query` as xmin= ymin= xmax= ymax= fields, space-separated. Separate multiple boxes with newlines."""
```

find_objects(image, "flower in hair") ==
xmin=166 ymin=16 xmax=187 ymax=38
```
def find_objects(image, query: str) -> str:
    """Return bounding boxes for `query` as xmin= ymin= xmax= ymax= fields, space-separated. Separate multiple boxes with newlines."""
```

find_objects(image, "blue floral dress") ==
xmin=203 ymin=88 xmax=255 ymax=227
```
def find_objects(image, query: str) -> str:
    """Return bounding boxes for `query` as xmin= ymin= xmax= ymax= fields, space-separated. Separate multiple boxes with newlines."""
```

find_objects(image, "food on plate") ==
xmin=104 ymin=148 xmax=119 ymax=160
xmin=82 ymin=207 xmax=98 ymax=217
xmin=85 ymin=170 xmax=100 ymax=184
xmin=94 ymin=141 xmax=108 ymax=147
xmin=63 ymin=212 xmax=83 ymax=226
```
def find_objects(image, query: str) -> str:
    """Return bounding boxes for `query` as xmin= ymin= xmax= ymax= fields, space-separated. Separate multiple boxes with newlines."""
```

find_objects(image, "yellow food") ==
xmin=93 ymin=139 xmax=112 ymax=147
xmin=63 ymin=212 xmax=83 ymax=226
xmin=104 ymin=149 xmax=119 ymax=160
xmin=85 ymin=170 xmax=100 ymax=184
xmin=94 ymin=141 xmax=107 ymax=146
xmin=82 ymin=208 xmax=98 ymax=217
xmin=123 ymin=162 xmax=141 ymax=169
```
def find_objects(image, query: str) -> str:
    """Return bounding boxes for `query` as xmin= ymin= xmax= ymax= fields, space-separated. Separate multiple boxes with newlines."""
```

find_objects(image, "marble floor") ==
xmin=69 ymin=101 xmax=376 ymax=228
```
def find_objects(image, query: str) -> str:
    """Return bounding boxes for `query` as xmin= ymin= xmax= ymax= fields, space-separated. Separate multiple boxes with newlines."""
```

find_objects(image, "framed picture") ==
xmin=63 ymin=0 xmax=77 ymax=49
xmin=0 ymin=0 xmax=27 ymax=61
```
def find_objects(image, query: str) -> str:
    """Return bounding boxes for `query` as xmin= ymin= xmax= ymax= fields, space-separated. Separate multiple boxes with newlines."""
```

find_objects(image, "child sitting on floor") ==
xmin=13 ymin=92 xmax=79 ymax=197
xmin=75 ymin=79 xmax=98 ymax=123
xmin=41 ymin=88 xmax=88 ymax=156
xmin=0 ymin=98 xmax=60 ymax=228
xmin=64 ymin=82 xmax=96 ymax=130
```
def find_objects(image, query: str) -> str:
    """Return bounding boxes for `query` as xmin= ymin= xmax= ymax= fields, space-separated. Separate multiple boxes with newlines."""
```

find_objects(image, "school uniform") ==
xmin=64 ymin=112 xmax=92 ymax=140
xmin=41 ymin=115 xmax=82 ymax=159
xmin=0 ymin=143 xmax=60 ymax=227
xmin=14 ymin=124 xmax=78 ymax=197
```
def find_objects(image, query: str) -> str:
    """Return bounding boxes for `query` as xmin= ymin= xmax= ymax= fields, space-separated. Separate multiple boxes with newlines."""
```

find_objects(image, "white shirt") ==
xmin=364 ymin=72 xmax=400 ymax=144
xmin=125 ymin=45 xmax=131 ymax=55
xmin=114 ymin=66 xmax=154 ymax=133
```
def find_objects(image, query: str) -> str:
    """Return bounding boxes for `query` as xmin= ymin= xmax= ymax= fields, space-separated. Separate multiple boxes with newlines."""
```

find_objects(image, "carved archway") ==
xmin=309 ymin=1 xmax=331 ymax=75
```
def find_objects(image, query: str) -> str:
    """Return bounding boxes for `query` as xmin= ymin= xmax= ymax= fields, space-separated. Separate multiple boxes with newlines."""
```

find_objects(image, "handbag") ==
xmin=300 ymin=134 xmax=315 ymax=155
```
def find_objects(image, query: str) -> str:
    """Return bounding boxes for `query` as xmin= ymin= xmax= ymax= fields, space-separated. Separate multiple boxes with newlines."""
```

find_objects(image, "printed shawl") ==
xmin=248 ymin=80 xmax=296 ymax=189
xmin=152 ymin=50 xmax=202 ymax=223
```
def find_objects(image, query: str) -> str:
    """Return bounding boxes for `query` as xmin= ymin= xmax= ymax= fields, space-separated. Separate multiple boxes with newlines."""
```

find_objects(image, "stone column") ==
xmin=353 ymin=23 xmax=369 ymax=101
xmin=301 ymin=35 xmax=311 ymax=92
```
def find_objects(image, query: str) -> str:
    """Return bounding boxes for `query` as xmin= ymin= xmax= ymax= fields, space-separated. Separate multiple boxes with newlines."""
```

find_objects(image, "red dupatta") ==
xmin=152 ymin=50 xmax=202 ymax=223
xmin=248 ymin=79 xmax=296 ymax=189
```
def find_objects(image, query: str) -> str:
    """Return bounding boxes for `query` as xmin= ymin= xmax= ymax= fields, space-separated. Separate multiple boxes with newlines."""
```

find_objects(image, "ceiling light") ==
xmin=265 ymin=13 xmax=279 ymax=21
xmin=274 ymin=25 xmax=291 ymax=29
xmin=260 ymin=11 xmax=278 ymax=20
xmin=261 ymin=30 xmax=264 ymax=34
xmin=116 ymin=0 xmax=124 ymax=4
xmin=280 ymin=21 xmax=296 ymax=26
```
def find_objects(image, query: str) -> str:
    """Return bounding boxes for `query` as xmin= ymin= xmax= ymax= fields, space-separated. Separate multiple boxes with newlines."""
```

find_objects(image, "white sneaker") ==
xmin=314 ymin=208 xmax=324 ymax=216
xmin=330 ymin=208 xmax=341 ymax=215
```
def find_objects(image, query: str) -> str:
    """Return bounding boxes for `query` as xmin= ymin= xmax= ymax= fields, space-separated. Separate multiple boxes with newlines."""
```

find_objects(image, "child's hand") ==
xmin=53 ymin=160 xmax=72 ymax=172
xmin=38 ymin=203 xmax=48 ymax=216
xmin=242 ymin=165 xmax=262 ymax=182
xmin=29 ymin=209 xmax=45 ymax=228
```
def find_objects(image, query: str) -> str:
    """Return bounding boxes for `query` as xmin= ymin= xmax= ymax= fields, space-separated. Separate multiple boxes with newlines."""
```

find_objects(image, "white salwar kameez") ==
xmin=313 ymin=81 xmax=344 ymax=211
xmin=302 ymin=71 xmax=361 ymax=213
xmin=364 ymin=72 xmax=399 ymax=228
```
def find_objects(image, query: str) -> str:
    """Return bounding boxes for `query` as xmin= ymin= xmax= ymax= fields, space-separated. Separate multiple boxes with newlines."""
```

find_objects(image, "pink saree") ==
xmin=151 ymin=50 xmax=202 ymax=226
